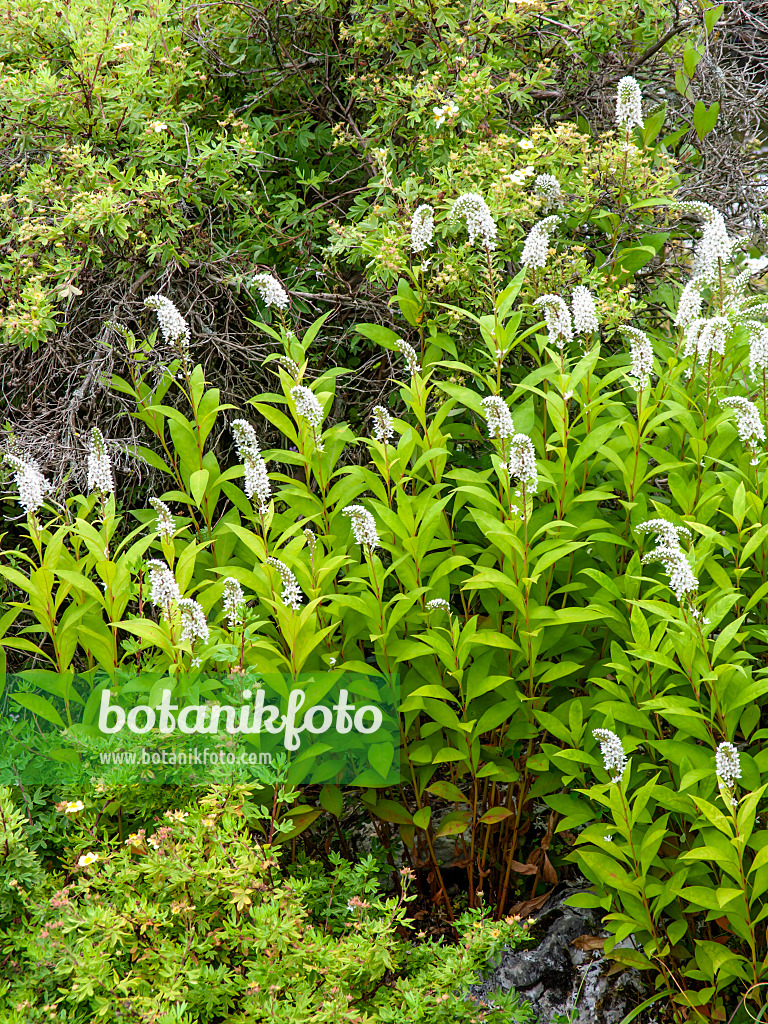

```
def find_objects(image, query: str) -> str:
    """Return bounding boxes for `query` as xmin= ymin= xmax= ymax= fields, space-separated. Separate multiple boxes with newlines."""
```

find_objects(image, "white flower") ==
xmin=636 ymin=519 xmax=691 ymax=547
xmin=715 ymin=741 xmax=741 ymax=789
xmin=178 ymin=598 xmax=209 ymax=643
xmin=603 ymin=835 xmax=613 ymax=843
xmin=4 ymin=453 xmax=51 ymax=515
xmin=451 ymin=192 xmax=497 ymax=249
xmin=411 ymin=205 xmax=434 ymax=254
xmin=147 ymin=120 xmax=167 ymax=133
xmin=534 ymin=174 xmax=563 ymax=210
xmin=150 ymin=497 xmax=175 ymax=543
xmin=266 ymin=557 xmax=303 ymax=611
xmin=517 ymin=138 xmax=534 ymax=150
xmin=534 ymin=294 xmax=573 ymax=348
xmin=395 ymin=338 xmax=421 ymax=376
xmin=222 ymin=577 xmax=245 ymax=629
xmin=231 ymin=420 xmax=271 ymax=513
xmin=675 ymin=279 xmax=703 ymax=328
xmin=747 ymin=323 xmax=768 ymax=380
xmin=64 ymin=800 xmax=85 ymax=814
xmin=273 ymin=354 xmax=301 ymax=378
xmin=507 ymin=434 xmax=538 ymax=494
xmin=144 ymin=294 xmax=190 ymax=349
xmin=678 ymin=202 xmax=735 ymax=282
xmin=615 ymin=76 xmax=643 ymax=130
xmin=571 ymin=286 xmax=599 ymax=336
xmin=480 ymin=396 xmax=515 ymax=440
xmin=372 ymin=405 xmax=394 ymax=442
xmin=146 ymin=559 xmax=181 ymax=612
xmin=303 ymin=527 xmax=317 ymax=555
xmin=433 ymin=101 xmax=458 ymax=128
xmin=745 ymin=255 xmax=768 ymax=273
xmin=621 ymin=326 xmax=654 ymax=389
xmin=683 ymin=316 xmax=730 ymax=360
xmin=637 ymin=520 xmax=698 ymax=602
xmin=593 ymin=728 xmax=627 ymax=783
xmin=87 ymin=427 xmax=114 ymax=495
xmin=291 ymin=385 xmax=325 ymax=450
xmin=343 ymin=505 xmax=379 ymax=550
xmin=426 ymin=598 xmax=451 ymax=613
xmin=720 ymin=396 xmax=765 ymax=464
xmin=521 ymin=215 xmax=560 ymax=269
xmin=78 ymin=852 xmax=99 ymax=867
xmin=251 ymin=273 xmax=289 ymax=310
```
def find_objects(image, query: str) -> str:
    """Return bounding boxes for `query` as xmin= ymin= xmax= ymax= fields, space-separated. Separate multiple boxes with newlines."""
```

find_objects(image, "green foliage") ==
xmin=0 ymin=784 xmax=531 ymax=1022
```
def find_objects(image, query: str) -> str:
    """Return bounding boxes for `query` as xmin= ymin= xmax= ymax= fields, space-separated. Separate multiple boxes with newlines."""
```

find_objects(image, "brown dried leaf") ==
xmin=508 ymin=859 xmax=539 ymax=876
xmin=507 ymin=889 xmax=553 ymax=917
xmin=571 ymin=934 xmax=605 ymax=951
xmin=542 ymin=854 xmax=558 ymax=885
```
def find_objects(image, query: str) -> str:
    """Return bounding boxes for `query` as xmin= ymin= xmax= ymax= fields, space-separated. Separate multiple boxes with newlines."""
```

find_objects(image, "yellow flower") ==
xmin=77 ymin=852 xmax=99 ymax=867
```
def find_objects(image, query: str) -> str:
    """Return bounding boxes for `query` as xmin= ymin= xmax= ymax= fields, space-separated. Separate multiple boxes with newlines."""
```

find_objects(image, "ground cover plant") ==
xmin=2 ymin=1 xmax=768 ymax=1022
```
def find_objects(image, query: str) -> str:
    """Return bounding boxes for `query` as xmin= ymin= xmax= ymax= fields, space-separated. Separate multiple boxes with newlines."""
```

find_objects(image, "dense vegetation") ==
xmin=1 ymin=1 xmax=768 ymax=1022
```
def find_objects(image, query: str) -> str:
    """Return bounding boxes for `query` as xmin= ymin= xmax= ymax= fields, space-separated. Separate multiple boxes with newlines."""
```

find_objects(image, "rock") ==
xmin=467 ymin=883 xmax=654 ymax=1023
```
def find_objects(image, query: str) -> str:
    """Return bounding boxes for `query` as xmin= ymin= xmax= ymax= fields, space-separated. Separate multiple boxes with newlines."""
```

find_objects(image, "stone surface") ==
xmin=467 ymin=884 xmax=655 ymax=1023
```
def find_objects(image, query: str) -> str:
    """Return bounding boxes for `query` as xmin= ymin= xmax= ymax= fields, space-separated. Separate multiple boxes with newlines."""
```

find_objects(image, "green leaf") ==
xmin=11 ymin=692 xmax=65 ymax=728
xmin=319 ymin=784 xmax=343 ymax=818
xmin=427 ymin=780 xmax=467 ymax=803
xmin=479 ymin=807 xmax=514 ymax=825
xmin=693 ymin=100 xmax=719 ymax=141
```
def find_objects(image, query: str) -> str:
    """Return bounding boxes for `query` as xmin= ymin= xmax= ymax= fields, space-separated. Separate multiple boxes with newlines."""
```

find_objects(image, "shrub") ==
xmin=0 ymin=783 xmax=532 ymax=1022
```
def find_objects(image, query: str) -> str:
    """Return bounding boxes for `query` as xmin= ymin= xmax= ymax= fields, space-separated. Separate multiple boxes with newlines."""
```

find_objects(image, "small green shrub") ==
xmin=0 ymin=784 xmax=532 ymax=1023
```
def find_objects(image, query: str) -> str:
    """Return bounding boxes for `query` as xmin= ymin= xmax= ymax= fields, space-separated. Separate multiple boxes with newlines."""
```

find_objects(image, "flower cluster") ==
xmin=433 ymin=100 xmax=459 ymax=127
xmin=678 ymin=202 xmax=734 ymax=282
xmin=534 ymin=294 xmax=573 ymax=348
xmin=223 ymin=577 xmax=245 ymax=630
xmin=715 ymin=741 xmax=741 ymax=794
xmin=621 ymin=326 xmax=654 ymax=389
xmin=748 ymin=323 xmax=768 ymax=380
xmin=480 ymin=396 xmax=514 ymax=440
xmin=615 ymin=76 xmax=643 ymax=131
xmin=534 ymin=174 xmax=563 ymax=211
xmin=343 ymin=505 xmax=379 ymax=550
xmin=231 ymin=419 xmax=271 ymax=513
xmin=303 ymin=527 xmax=317 ymax=556
xmin=720 ymin=396 xmax=765 ymax=464
xmin=675 ymin=279 xmax=703 ymax=328
xmin=410 ymin=205 xmax=434 ymax=254
xmin=683 ymin=317 xmax=730 ymax=361
xmin=144 ymin=294 xmax=190 ymax=349
xmin=4 ymin=453 xmax=51 ymax=515
xmin=251 ymin=273 xmax=289 ymax=310
xmin=372 ymin=405 xmax=394 ymax=443
xmin=593 ymin=728 xmax=627 ymax=783
xmin=521 ymin=216 xmax=560 ymax=269
xmin=571 ymin=286 xmax=599 ymax=337
xmin=273 ymin=354 xmax=301 ymax=378
xmin=147 ymin=560 xmax=182 ymax=613
xmin=87 ymin=427 xmax=114 ymax=495
xmin=451 ymin=192 xmax=497 ymax=250
xmin=637 ymin=520 xmax=698 ymax=603
xmin=507 ymin=435 xmax=538 ymax=504
xmin=178 ymin=598 xmax=208 ymax=644
xmin=267 ymin=557 xmax=303 ymax=611
xmin=426 ymin=598 xmax=451 ymax=613
xmin=395 ymin=338 xmax=421 ymax=376
xmin=150 ymin=497 xmax=175 ymax=543
xmin=291 ymin=386 xmax=325 ymax=451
